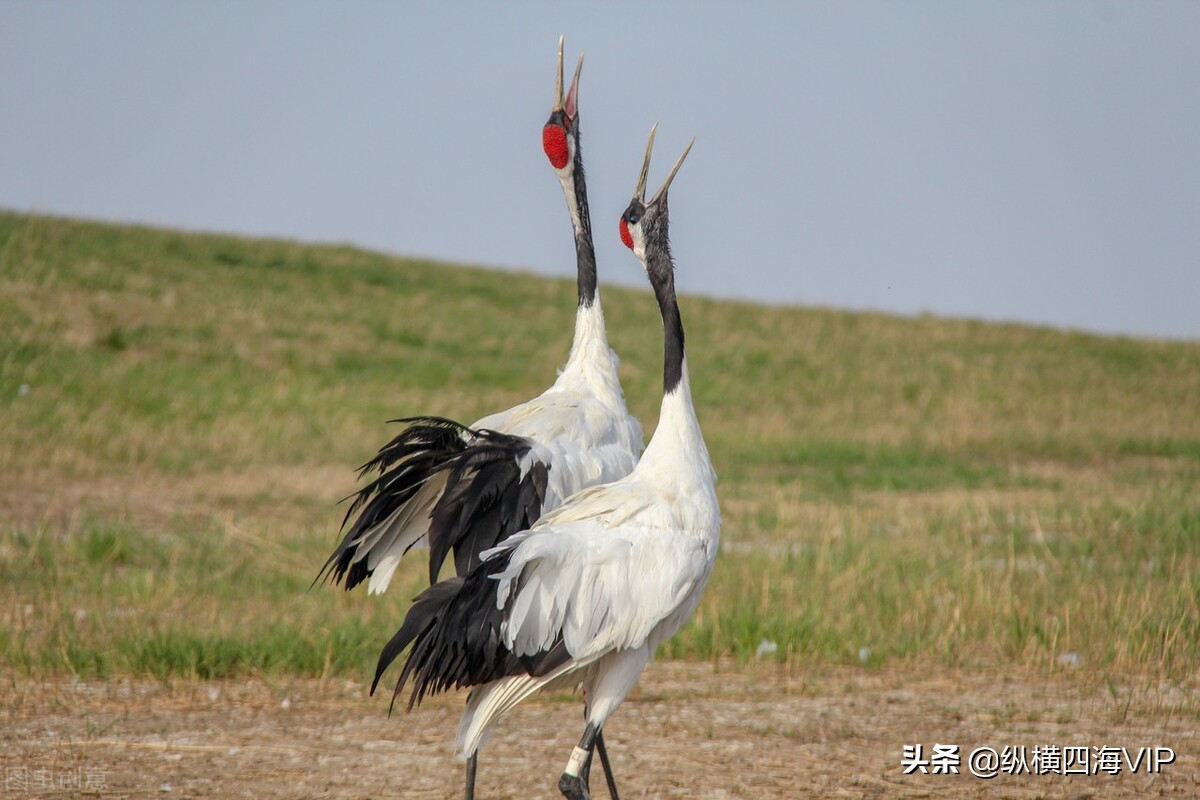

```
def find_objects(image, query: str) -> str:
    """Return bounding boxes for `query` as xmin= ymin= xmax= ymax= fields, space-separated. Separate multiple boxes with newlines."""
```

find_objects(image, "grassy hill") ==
xmin=1 ymin=210 xmax=1197 ymax=682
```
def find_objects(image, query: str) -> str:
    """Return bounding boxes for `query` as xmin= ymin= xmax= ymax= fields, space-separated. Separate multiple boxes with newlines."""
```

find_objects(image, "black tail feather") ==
xmin=316 ymin=417 xmax=471 ymax=590
xmin=372 ymin=576 xmax=466 ymax=702
xmin=429 ymin=438 xmax=549 ymax=582
xmin=372 ymin=546 xmax=578 ymax=714
xmin=317 ymin=416 xmax=550 ymax=594
xmin=373 ymin=554 xmax=516 ymax=712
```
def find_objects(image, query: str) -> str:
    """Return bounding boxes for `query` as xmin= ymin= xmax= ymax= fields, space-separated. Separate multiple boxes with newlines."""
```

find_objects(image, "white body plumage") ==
xmin=455 ymin=361 xmax=719 ymax=757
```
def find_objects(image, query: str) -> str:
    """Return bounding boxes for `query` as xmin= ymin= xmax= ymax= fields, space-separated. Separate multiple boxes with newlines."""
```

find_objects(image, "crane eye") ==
xmin=626 ymin=210 xmax=641 ymax=225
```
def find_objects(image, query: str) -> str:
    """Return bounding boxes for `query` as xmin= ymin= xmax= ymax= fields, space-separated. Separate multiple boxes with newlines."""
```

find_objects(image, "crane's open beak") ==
xmin=551 ymin=36 xmax=584 ymax=121
xmin=544 ymin=38 xmax=583 ymax=170
xmin=636 ymin=124 xmax=695 ymax=204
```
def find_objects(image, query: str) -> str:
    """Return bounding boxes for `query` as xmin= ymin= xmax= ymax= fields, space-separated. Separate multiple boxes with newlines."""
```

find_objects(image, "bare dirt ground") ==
xmin=3 ymin=662 xmax=1196 ymax=799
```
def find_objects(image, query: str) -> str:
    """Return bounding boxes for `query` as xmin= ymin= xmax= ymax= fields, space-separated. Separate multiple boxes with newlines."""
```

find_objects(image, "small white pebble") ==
xmin=280 ymin=697 xmax=291 ymax=710
xmin=1058 ymin=652 xmax=1083 ymax=667
xmin=754 ymin=639 xmax=778 ymax=658
xmin=18 ymin=384 xmax=30 ymax=397
xmin=227 ymin=746 xmax=242 ymax=756
xmin=159 ymin=784 xmax=173 ymax=793
xmin=858 ymin=646 xmax=872 ymax=664
xmin=207 ymin=687 xmax=220 ymax=702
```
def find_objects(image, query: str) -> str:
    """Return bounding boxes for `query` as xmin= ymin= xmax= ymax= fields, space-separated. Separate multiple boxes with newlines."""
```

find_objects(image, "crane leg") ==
xmin=595 ymin=732 xmax=620 ymax=800
xmin=579 ymin=732 xmax=620 ymax=799
xmin=464 ymin=752 xmax=477 ymax=800
xmin=580 ymin=690 xmax=620 ymax=799
xmin=558 ymin=722 xmax=598 ymax=800
xmin=581 ymin=740 xmax=594 ymax=786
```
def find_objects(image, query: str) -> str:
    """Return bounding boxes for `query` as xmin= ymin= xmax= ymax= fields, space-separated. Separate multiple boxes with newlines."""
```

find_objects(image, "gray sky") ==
xmin=3 ymin=2 xmax=1198 ymax=340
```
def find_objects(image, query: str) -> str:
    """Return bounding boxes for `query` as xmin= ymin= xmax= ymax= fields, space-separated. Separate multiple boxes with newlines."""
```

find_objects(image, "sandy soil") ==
xmin=3 ymin=662 xmax=1196 ymax=799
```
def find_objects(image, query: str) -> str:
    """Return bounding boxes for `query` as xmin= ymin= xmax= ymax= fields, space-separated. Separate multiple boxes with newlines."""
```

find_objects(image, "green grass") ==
xmin=2 ymin=210 xmax=1199 ymax=682
xmin=1 ymin=516 xmax=418 ymax=682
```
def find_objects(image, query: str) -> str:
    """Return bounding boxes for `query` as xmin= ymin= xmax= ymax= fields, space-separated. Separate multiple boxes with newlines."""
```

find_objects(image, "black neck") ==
xmin=647 ymin=248 xmax=684 ymax=395
xmin=572 ymin=132 xmax=598 ymax=308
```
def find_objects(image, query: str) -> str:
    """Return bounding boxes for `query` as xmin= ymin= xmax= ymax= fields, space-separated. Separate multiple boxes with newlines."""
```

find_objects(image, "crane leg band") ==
xmin=564 ymin=745 xmax=590 ymax=778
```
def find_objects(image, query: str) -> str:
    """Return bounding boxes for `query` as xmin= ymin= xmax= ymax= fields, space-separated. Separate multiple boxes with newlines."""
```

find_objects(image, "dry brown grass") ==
xmin=3 ymin=663 xmax=1197 ymax=799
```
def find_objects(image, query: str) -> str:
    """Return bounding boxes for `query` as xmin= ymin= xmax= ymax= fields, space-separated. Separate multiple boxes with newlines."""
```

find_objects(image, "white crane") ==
xmin=375 ymin=127 xmax=719 ymax=800
xmin=318 ymin=38 xmax=639 ymax=800
xmin=318 ymin=38 xmax=641 ymax=594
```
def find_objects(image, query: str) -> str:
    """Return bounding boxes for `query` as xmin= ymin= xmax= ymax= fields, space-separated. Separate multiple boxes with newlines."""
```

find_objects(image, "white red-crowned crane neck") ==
xmin=555 ymin=295 xmax=625 ymax=410
xmin=633 ymin=359 xmax=715 ymax=489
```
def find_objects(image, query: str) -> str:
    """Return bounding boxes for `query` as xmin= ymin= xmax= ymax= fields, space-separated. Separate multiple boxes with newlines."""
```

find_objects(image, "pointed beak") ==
xmin=636 ymin=125 xmax=695 ymax=204
xmin=565 ymin=53 xmax=583 ymax=120
xmin=648 ymin=137 xmax=695 ymax=204
xmin=635 ymin=123 xmax=658 ymax=201
xmin=552 ymin=36 xmax=583 ymax=120
xmin=552 ymin=36 xmax=565 ymax=112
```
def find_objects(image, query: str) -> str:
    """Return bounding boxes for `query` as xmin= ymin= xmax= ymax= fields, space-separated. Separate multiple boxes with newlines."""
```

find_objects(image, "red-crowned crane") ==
xmin=317 ymin=38 xmax=639 ymax=799
xmin=374 ymin=127 xmax=719 ymax=800
xmin=318 ymin=38 xmax=641 ymax=597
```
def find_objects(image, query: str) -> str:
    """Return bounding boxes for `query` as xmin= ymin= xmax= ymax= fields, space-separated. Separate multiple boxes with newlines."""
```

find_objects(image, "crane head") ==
xmin=620 ymin=124 xmax=694 ymax=261
xmin=543 ymin=36 xmax=583 ymax=172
